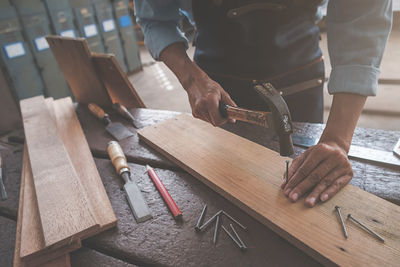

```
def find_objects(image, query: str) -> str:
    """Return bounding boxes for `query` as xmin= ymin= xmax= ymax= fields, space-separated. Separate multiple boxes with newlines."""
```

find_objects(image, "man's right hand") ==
xmin=160 ymin=43 xmax=236 ymax=127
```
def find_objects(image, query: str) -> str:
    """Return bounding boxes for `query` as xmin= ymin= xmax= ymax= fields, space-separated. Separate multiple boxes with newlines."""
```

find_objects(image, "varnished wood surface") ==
xmin=46 ymin=36 xmax=111 ymax=106
xmin=20 ymin=96 xmax=99 ymax=248
xmin=138 ymin=114 xmax=400 ymax=266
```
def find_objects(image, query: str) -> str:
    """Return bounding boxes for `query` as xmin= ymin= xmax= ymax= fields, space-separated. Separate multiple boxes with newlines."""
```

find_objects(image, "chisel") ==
xmin=107 ymin=141 xmax=152 ymax=223
xmin=0 ymin=155 xmax=7 ymax=200
xmin=88 ymin=103 xmax=133 ymax=141
xmin=112 ymin=103 xmax=145 ymax=129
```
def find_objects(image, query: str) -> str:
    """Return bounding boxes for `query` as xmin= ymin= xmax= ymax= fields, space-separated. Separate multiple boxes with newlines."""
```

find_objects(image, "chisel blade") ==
xmin=106 ymin=122 xmax=134 ymax=141
xmin=124 ymin=181 xmax=153 ymax=223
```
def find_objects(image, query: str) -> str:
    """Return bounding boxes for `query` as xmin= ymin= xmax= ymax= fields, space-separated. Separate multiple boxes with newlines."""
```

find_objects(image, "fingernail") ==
xmin=291 ymin=193 xmax=298 ymax=201
xmin=308 ymin=197 xmax=316 ymax=205
xmin=321 ymin=193 xmax=328 ymax=201
xmin=284 ymin=188 xmax=291 ymax=195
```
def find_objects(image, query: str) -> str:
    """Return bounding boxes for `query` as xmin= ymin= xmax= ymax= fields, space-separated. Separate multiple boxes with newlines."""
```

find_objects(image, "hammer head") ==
xmin=253 ymin=83 xmax=294 ymax=157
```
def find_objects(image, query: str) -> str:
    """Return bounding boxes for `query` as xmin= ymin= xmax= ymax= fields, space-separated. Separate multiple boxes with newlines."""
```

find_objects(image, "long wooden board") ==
xmin=46 ymin=36 xmax=111 ymax=106
xmin=14 ymin=146 xmax=74 ymax=267
xmin=138 ymin=114 xmax=400 ymax=266
xmin=20 ymin=96 xmax=99 ymax=248
xmin=52 ymin=97 xmax=117 ymax=232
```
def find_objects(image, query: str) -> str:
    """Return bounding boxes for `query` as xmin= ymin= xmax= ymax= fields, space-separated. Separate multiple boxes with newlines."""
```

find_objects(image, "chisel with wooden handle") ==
xmin=88 ymin=103 xmax=133 ymax=141
xmin=112 ymin=103 xmax=144 ymax=129
xmin=107 ymin=141 xmax=152 ymax=223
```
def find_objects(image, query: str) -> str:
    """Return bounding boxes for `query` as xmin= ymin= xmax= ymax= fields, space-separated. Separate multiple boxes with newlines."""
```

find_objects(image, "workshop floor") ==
xmin=129 ymin=30 xmax=400 ymax=131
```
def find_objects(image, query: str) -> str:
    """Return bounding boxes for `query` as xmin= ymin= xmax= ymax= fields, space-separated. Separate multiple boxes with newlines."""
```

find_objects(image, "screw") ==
xmin=221 ymin=225 xmax=245 ymax=251
xmin=199 ymin=210 xmax=223 ymax=231
xmin=213 ymin=214 xmax=221 ymax=244
xmin=347 ymin=214 xmax=385 ymax=242
xmin=230 ymin=224 xmax=247 ymax=250
xmin=334 ymin=206 xmax=348 ymax=239
xmin=195 ymin=204 xmax=207 ymax=232
xmin=285 ymin=160 xmax=290 ymax=183
xmin=222 ymin=211 xmax=247 ymax=230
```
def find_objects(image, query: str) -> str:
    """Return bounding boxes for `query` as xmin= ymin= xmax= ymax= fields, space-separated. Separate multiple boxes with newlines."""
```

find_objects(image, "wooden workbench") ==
xmin=0 ymin=107 xmax=399 ymax=266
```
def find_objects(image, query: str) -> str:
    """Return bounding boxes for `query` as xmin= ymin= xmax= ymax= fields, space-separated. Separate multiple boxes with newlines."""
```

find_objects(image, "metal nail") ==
xmin=221 ymin=225 xmax=244 ymax=250
xmin=199 ymin=210 xmax=223 ymax=231
xmin=334 ymin=206 xmax=348 ymax=239
xmin=285 ymin=160 xmax=289 ymax=183
xmin=195 ymin=204 xmax=207 ymax=232
xmin=213 ymin=214 xmax=221 ymax=244
xmin=347 ymin=214 xmax=385 ymax=242
xmin=230 ymin=224 xmax=247 ymax=250
xmin=222 ymin=211 xmax=247 ymax=230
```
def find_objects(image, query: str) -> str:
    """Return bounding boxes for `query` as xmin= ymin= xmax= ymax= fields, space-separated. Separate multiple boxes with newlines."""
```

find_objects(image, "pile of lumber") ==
xmin=14 ymin=96 xmax=117 ymax=267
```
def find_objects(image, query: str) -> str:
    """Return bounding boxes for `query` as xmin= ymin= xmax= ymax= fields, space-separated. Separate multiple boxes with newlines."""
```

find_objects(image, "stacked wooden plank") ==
xmin=138 ymin=114 xmax=400 ymax=266
xmin=15 ymin=96 xmax=117 ymax=267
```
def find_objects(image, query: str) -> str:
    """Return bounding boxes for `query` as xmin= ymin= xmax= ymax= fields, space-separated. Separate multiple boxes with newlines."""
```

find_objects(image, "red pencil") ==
xmin=146 ymin=165 xmax=182 ymax=219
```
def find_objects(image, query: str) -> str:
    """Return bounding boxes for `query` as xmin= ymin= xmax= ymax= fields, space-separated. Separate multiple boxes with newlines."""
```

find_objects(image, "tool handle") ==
xmin=107 ymin=141 xmax=130 ymax=176
xmin=113 ymin=103 xmax=134 ymax=121
xmin=88 ymin=103 xmax=111 ymax=124
xmin=146 ymin=165 xmax=182 ymax=219
xmin=219 ymin=102 xmax=271 ymax=128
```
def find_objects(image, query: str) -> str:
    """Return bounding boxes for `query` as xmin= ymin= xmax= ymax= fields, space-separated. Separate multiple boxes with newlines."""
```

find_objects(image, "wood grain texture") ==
xmin=138 ymin=114 xmax=400 ymax=266
xmin=20 ymin=96 xmax=99 ymax=248
xmin=52 ymin=97 xmax=117 ymax=232
xmin=92 ymin=54 xmax=146 ymax=108
xmin=14 ymin=146 xmax=75 ymax=267
xmin=46 ymin=36 xmax=111 ymax=106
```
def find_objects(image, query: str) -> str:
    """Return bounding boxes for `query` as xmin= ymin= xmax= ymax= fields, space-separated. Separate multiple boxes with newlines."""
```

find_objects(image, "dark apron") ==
xmin=192 ymin=0 xmax=325 ymax=123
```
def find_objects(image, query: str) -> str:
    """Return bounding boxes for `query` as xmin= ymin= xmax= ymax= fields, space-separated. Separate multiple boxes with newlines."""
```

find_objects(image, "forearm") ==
xmin=160 ymin=43 xmax=207 ymax=91
xmin=320 ymin=93 xmax=367 ymax=152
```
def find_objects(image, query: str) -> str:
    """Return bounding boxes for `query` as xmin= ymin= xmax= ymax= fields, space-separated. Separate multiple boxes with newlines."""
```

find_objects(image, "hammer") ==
xmin=219 ymin=83 xmax=294 ymax=156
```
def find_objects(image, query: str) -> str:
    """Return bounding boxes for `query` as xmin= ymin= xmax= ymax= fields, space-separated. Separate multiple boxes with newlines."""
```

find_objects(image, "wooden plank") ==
xmin=20 ymin=96 xmax=99 ymax=248
xmin=14 ymin=146 xmax=74 ymax=267
xmin=138 ymin=114 xmax=400 ymax=266
xmin=92 ymin=54 xmax=146 ymax=108
xmin=52 ymin=97 xmax=117 ymax=232
xmin=46 ymin=36 xmax=111 ymax=106
xmin=20 ymin=143 xmax=81 ymax=263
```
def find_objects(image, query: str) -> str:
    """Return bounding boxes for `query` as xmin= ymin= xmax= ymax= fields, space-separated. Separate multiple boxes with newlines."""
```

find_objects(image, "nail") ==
xmin=284 ymin=188 xmax=292 ymax=195
xmin=335 ymin=206 xmax=348 ymax=239
xmin=291 ymin=193 xmax=298 ymax=201
xmin=222 ymin=211 xmax=247 ymax=230
xmin=285 ymin=160 xmax=289 ymax=183
xmin=321 ymin=193 xmax=328 ymax=201
xmin=230 ymin=224 xmax=247 ymax=250
xmin=195 ymin=204 xmax=207 ymax=232
xmin=347 ymin=214 xmax=384 ymax=242
xmin=213 ymin=214 xmax=221 ymax=244
xmin=199 ymin=210 xmax=223 ymax=231
xmin=308 ymin=197 xmax=316 ymax=206
xmin=221 ymin=225 xmax=244 ymax=251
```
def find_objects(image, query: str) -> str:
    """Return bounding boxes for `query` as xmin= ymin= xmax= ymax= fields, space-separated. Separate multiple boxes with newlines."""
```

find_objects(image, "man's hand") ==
xmin=160 ymin=43 xmax=236 ymax=126
xmin=281 ymin=141 xmax=353 ymax=207
xmin=281 ymin=93 xmax=367 ymax=207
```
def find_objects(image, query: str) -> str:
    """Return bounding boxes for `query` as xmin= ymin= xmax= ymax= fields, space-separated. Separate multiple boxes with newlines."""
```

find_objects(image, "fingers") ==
xmin=319 ymin=175 xmax=352 ymax=202
xmin=283 ymin=145 xmax=331 ymax=196
xmin=281 ymin=149 xmax=310 ymax=189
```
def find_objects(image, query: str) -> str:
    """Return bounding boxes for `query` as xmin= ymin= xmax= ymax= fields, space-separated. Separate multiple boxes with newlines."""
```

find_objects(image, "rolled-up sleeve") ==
xmin=134 ymin=0 xmax=189 ymax=60
xmin=327 ymin=0 xmax=392 ymax=96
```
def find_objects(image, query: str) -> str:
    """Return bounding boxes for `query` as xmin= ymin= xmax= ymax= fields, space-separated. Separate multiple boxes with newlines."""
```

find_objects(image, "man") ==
xmin=134 ymin=0 xmax=392 ymax=207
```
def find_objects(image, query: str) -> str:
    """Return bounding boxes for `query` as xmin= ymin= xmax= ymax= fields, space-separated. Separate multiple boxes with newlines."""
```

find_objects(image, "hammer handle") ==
xmin=219 ymin=104 xmax=271 ymax=128
xmin=88 ymin=103 xmax=111 ymax=124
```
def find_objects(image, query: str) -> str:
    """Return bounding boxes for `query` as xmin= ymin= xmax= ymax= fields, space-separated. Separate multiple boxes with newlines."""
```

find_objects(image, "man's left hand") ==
xmin=281 ymin=141 xmax=353 ymax=207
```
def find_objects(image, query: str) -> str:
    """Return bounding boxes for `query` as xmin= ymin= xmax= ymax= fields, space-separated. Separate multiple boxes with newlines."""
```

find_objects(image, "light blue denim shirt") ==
xmin=134 ymin=0 xmax=393 ymax=96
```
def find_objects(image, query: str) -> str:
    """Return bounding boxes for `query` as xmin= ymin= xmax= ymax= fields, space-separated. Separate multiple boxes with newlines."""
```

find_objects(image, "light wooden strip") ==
xmin=14 ymin=146 xmax=76 ymax=267
xmin=20 ymin=96 xmax=99 ymax=248
xmin=52 ymin=97 xmax=117 ymax=232
xmin=138 ymin=114 xmax=400 ymax=266
xmin=92 ymin=54 xmax=146 ymax=108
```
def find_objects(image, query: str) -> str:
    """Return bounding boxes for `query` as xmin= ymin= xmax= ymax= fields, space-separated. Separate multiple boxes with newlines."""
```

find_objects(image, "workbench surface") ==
xmin=0 ymin=107 xmax=399 ymax=267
